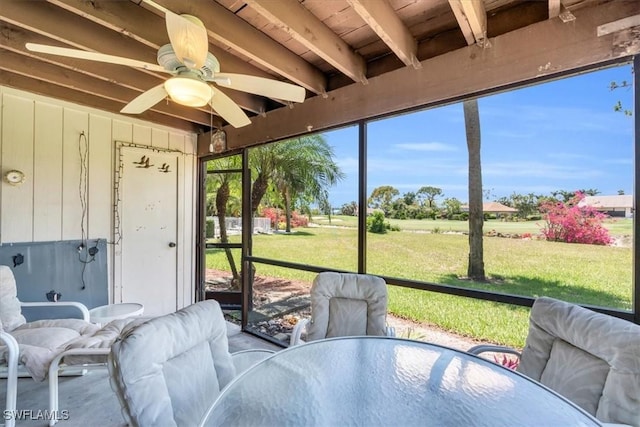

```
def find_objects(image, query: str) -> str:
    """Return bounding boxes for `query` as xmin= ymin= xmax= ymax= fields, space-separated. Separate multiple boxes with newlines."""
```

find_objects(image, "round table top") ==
xmin=88 ymin=303 xmax=144 ymax=324
xmin=201 ymin=336 xmax=600 ymax=427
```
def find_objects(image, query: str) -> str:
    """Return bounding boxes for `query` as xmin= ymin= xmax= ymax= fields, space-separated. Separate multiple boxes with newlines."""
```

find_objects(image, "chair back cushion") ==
xmin=0 ymin=266 xmax=26 ymax=332
xmin=307 ymin=272 xmax=388 ymax=342
xmin=518 ymin=297 xmax=640 ymax=426
xmin=108 ymin=300 xmax=236 ymax=427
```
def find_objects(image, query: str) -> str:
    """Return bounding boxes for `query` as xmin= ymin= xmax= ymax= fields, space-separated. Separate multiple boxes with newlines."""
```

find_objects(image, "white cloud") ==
xmin=336 ymin=156 xmax=359 ymax=174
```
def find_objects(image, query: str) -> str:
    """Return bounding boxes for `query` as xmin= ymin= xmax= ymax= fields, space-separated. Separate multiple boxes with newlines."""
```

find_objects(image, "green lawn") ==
xmin=208 ymin=221 xmax=633 ymax=348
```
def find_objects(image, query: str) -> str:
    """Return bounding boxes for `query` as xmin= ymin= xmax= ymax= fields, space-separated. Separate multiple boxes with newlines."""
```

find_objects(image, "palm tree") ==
xmin=250 ymin=135 xmax=344 ymax=232
xmin=464 ymin=99 xmax=486 ymax=281
xmin=249 ymin=144 xmax=279 ymax=215
xmin=206 ymin=155 xmax=242 ymax=288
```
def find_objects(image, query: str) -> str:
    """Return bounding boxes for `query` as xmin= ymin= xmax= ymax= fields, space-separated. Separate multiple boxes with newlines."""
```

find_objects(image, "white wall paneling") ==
xmin=132 ymin=124 xmax=151 ymax=146
xmin=1 ymin=93 xmax=34 ymax=242
xmin=0 ymin=86 xmax=197 ymax=307
xmin=152 ymin=128 xmax=169 ymax=150
xmin=33 ymin=102 xmax=63 ymax=242
xmin=88 ymin=114 xmax=113 ymax=240
xmin=61 ymin=108 xmax=88 ymax=240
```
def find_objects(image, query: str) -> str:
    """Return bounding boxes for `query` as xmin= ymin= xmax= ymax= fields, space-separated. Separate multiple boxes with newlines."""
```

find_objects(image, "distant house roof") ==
xmin=578 ymin=195 xmax=633 ymax=209
xmin=461 ymin=202 xmax=517 ymax=213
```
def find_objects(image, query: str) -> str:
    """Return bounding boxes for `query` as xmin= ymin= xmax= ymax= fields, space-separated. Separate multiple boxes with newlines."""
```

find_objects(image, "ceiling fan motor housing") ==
xmin=157 ymin=44 xmax=220 ymax=78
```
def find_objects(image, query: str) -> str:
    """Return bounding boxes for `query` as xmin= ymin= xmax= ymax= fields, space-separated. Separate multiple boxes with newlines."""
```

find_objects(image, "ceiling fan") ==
xmin=25 ymin=9 xmax=306 ymax=128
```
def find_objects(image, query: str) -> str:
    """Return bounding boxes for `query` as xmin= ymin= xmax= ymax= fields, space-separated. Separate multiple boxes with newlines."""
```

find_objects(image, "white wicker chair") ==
xmin=290 ymin=272 xmax=395 ymax=346
xmin=108 ymin=300 xmax=274 ymax=427
xmin=469 ymin=297 xmax=640 ymax=427
xmin=0 ymin=265 xmax=127 ymax=427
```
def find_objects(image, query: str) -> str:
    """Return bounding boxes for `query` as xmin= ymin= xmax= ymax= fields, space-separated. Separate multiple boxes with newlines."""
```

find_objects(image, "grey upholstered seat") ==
xmin=470 ymin=297 xmax=640 ymax=427
xmin=108 ymin=300 xmax=273 ymax=427
xmin=290 ymin=272 xmax=392 ymax=345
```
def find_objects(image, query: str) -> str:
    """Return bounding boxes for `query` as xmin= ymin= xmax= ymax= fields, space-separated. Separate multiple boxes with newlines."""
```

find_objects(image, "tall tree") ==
xmin=206 ymin=156 xmax=242 ymax=288
xmin=250 ymin=135 xmax=344 ymax=232
xmin=552 ymin=188 xmax=600 ymax=203
xmin=274 ymin=136 xmax=344 ymax=232
xmin=250 ymin=144 xmax=279 ymax=215
xmin=340 ymin=201 xmax=358 ymax=216
xmin=368 ymin=185 xmax=399 ymax=215
xmin=416 ymin=186 xmax=443 ymax=208
xmin=464 ymin=100 xmax=486 ymax=281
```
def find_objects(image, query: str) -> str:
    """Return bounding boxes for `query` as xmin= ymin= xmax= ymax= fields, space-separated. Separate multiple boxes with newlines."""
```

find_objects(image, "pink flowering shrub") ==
xmin=261 ymin=207 xmax=309 ymax=228
xmin=539 ymin=192 xmax=611 ymax=245
xmin=494 ymin=354 xmax=519 ymax=370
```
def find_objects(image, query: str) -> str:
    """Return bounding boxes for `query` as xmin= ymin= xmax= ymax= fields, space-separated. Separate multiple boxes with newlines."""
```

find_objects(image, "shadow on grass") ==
xmin=438 ymin=273 xmax=631 ymax=310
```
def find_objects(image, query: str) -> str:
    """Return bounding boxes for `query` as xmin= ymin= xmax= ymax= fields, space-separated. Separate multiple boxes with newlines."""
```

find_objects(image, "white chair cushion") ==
xmin=326 ymin=297 xmax=368 ymax=337
xmin=519 ymin=297 xmax=640 ymax=426
xmin=539 ymin=339 xmax=610 ymax=415
xmin=0 ymin=266 xmax=26 ymax=332
xmin=1 ymin=319 xmax=100 ymax=381
xmin=307 ymin=272 xmax=388 ymax=342
xmin=109 ymin=300 xmax=236 ymax=427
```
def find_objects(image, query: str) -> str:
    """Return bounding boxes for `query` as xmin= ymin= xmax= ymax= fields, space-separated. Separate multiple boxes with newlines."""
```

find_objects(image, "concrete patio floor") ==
xmin=0 ymin=323 xmax=281 ymax=427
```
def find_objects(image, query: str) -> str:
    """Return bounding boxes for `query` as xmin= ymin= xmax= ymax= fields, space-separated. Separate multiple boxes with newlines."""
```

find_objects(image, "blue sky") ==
xmin=323 ymin=62 xmax=634 ymax=208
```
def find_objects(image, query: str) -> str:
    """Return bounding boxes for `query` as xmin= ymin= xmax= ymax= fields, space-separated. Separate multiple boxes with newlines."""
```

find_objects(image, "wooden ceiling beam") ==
xmin=0 ymin=22 xmax=263 ymax=124
xmin=328 ymin=1 xmax=547 ymax=92
xmin=347 ymin=0 xmax=420 ymax=69
xmin=448 ymin=0 xmax=488 ymax=46
xmin=0 ymin=23 xmax=154 ymax=89
xmin=201 ymin=1 xmax=640 ymax=154
xmin=0 ymin=1 xmax=265 ymax=116
xmin=0 ymin=48 xmax=213 ymax=126
xmin=0 ymin=0 xmax=158 ymax=66
xmin=47 ymin=0 xmax=277 ymax=80
xmin=144 ymin=0 xmax=327 ymax=95
xmin=0 ymin=70 xmax=202 ymax=133
xmin=0 ymin=24 xmax=215 ymax=124
xmin=247 ymin=0 xmax=367 ymax=83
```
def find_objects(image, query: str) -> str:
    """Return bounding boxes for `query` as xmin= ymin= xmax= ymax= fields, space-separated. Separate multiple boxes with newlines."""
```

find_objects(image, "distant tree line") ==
xmin=339 ymin=186 xmax=603 ymax=222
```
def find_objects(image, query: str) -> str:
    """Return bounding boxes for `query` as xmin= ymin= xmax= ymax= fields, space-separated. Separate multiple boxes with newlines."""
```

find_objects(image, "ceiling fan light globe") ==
xmin=164 ymin=77 xmax=211 ymax=107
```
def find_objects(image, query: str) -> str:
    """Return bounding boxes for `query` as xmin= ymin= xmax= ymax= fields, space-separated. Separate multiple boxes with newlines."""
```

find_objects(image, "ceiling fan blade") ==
xmin=209 ymin=88 xmax=251 ymax=128
xmin=121 ymin=84 xmax=168 ymax=114
xmin=214 ymin=73 xmax=306 ymax=103
xmin=165 ymin=10 xmax=208 ymax=70
xmin=25 ymin=43 xmax=167 ymax=73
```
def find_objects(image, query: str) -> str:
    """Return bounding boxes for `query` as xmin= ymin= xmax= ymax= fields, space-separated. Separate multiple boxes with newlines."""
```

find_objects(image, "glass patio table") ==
xmin=200 ymin=336 xmax=601 ymax=427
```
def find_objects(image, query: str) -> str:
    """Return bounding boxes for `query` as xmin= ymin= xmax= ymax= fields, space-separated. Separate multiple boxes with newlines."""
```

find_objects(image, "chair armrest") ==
xmin=468 ymin=344 xmax=522 ymax=358
xmin=290 ymin=318 xmax=309 ymax=346
xmin=1 ymin=331 xmax=19 ymax=368
xmin=1 ymin=331 xmax=19 ymax=427
xmin=21 ymin=301 xmax=91 ymax=322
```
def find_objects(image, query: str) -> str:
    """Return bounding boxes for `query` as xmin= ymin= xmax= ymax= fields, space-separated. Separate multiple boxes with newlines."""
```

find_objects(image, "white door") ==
xmin=118 ymin=147 xmax=179 ymax=316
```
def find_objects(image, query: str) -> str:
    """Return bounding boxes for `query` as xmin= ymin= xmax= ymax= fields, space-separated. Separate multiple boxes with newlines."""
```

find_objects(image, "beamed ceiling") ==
xmin=1 ymin=0 xmax=639 ymax=153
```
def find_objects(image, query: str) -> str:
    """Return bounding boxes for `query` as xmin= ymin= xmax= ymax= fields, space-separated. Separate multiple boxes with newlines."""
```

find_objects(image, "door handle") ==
xmin=168 ymin=242 xmax=176 ymax=248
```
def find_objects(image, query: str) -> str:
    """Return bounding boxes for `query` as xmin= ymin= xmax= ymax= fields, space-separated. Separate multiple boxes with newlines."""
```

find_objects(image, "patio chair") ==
xmin=0 ymin=265 xmax=133 ymax=427
xmin=290 ymin=272 xmax=395 ymax=346
xmin=108 ymin=299 xmax=275 ymax=427
xmin=468 ymin=296 xmax=640 ymax=427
